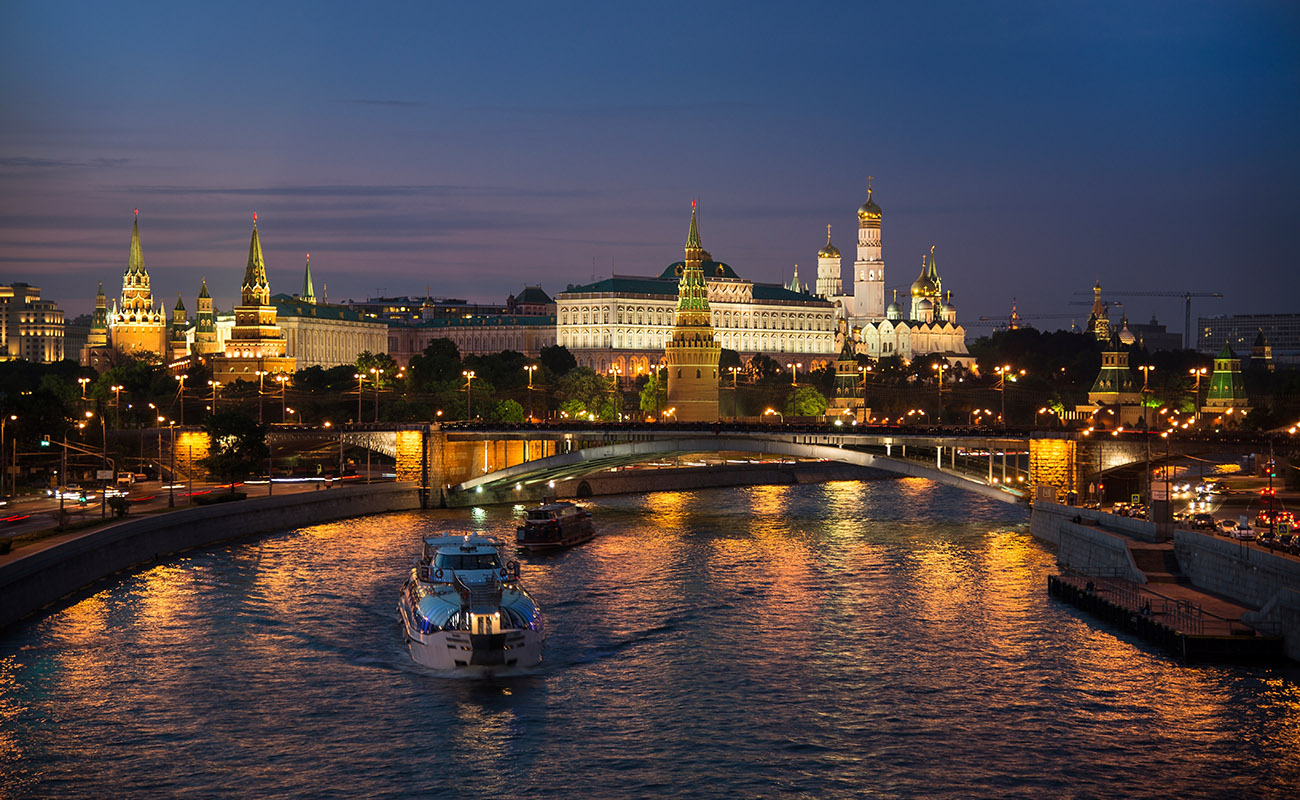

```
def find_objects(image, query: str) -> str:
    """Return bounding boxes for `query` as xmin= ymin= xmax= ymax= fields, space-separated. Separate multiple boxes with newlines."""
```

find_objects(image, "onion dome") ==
xmin=818 ymin=224 xmax=840 ymax=258
xmin=886 ymin=289 xmax=902 ymax=319
xmin=857 ymin=187 xmax=882 ymax=222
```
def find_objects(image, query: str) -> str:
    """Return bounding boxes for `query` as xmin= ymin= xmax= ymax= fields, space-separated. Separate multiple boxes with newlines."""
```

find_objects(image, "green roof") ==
xmin=401 ymin=315 xmax=556 ymax=330
xmin=270 ymin=294 xmax=379 ymax=324
xmin=658 ymin=260 xmax=740 ymax=280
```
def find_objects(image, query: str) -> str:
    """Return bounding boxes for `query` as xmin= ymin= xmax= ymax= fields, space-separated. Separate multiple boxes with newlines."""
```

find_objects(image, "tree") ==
xmin=639 ymin=373 xmax=667 ymax=417
xmin=490 ymin=399 xmax=526 ymax=423
xmin=355 ymin=351 xmax=400 ymax=388
xmin=788 ymin=386 xmax=829 ymax=417
xmin=719 ymin=348 xmax=741 ymax=372
xmin=539 ymin=344 xmax=577 ymax=377
xmin=748 ymin=353 xmax=782 ymax=383
xmin=408 ymin=338 xmax=462 ymax=389
xmin=199 ymin=410 xmax=268 ymax=492
xmin=555 ymin=368 xmax=607 ymax=412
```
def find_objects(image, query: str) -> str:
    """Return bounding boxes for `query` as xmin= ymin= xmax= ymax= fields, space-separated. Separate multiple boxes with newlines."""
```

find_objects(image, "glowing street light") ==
xmin=77 ymin=376 xmax=90 ymax=399
xmin=463 ymin=370 xmax=476 ymax=419
xmin=786 ymin=362 xmax=803 ymax=386
xmin=764 ymin=407 xmax=783 ymax=424
xmin=524 ymin=364 xmax=538 ymax=421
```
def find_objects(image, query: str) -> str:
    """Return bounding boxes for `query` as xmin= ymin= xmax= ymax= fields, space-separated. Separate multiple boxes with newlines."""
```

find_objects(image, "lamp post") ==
xmin=353 ymin=372 xmax=364 ymax=423
xmin=207 ymin=380 xmax=221 ymax=415
xmin=175 ymin=374 xmax=186 ymax=426
xmin=1137 ymin=365 xmax=1155 ymax=430
xmin=654 ymin=363 xmax=665 ymax=421
xmin=255 ymin=370 xmax=268 ymax=423
xmin=0 ymin=413 xmax=13 ymax=499
xmin=764 ymin=407 xmax=783 ymax=424
xmin=994 ymin=365 xmax=1023 ymax=429
xmin=77 ymin=377 xmax=89 ymax=400
xmin=786 ymin=362 xmax=802 ymax=386
xmin=932 ymin=361 xmax=948 ymax=421
xmin=524 ymin=364 xmax=538 ymax=421
xmin=1189 ymin=367 xmax=1207 ymax=425
xmin=728 ymin=366 xmax=741 ymax=421
xmin=463 ymin=370 xmax=476 ymax=419
xmin=369 ymin=366 xmax=382 ymax=422
xmin=88 ymin=411 xmax=107 ymax=518
xmin=608 ymin=366 xmax=622 ymax=421
xmin=111 ymin=384 xmax=125 ymax=429
xmin=267 ymin=374 xmax=286 ymax=423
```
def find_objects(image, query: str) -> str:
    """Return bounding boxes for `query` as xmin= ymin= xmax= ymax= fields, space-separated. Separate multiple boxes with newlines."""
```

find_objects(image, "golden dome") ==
xmin=818 ymin=224 xmax=840 ymax=258
xmin=857 ymin=187 xmax=882 ymax=222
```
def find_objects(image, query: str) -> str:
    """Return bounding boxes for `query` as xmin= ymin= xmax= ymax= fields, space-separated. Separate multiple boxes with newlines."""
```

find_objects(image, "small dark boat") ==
xmin=516 ymin=501 xmax=595 ymax=552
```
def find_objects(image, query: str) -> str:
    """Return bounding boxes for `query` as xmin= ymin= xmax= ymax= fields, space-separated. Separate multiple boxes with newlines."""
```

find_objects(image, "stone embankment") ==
xmin=1031 ymin=500 xmax=1299 ymax=662
xmin=0 ymin=482 xmax=421 ymax=631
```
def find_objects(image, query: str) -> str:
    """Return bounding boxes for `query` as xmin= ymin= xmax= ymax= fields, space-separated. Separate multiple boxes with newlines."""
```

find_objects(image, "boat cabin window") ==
xmin=527 ymin=510 xmax=557 ymax=520
xmin=433 ymin=553 xmax=501 ymax=571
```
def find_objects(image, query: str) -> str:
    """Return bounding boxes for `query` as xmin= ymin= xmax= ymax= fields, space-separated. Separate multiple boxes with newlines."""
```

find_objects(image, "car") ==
xmin=1218 ymin=519 xmax=1238 ymax=533
xmin=1191 ymin=513 xmax=1215 ymax=530
xmin=102 ymin=486 xmax=130 ymax=498
xmin=1231 ymin=525 xmax=1256 ymax=541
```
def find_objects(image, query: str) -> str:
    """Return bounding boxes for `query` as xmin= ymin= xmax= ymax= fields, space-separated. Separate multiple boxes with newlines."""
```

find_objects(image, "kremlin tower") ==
xmin=665 ymin=202 xmax=721 ymax=422
xmin=210 ymin=214 xmax=295 ymax=384
xmin=108 ymin=211 xmax=167 ymax=356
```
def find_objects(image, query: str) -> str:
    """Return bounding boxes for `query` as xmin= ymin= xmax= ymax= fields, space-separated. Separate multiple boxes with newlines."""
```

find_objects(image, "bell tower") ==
xmin=852 ymin=178 xmax=885 ymax=321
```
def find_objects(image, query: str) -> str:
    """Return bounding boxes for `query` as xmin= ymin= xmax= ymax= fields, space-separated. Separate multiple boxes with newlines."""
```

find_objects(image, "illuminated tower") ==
xmin=194 ymin=278 xmax=218 ymax=355
xmin=301 ymin=254 xmax=316 ymax=304
xmin=88 ymin=282 xmax=108 ymax=347
xmin=852 ymin=178 xmax=885 ymax=321
xmin=665 ymin=202 xmax=721 ymax=422
xmin=169 ymin=292 xmax=189 ymax=361
xmin=1086 ymin=280 xmax=1110 ymax=341
xmin=108 ymin=210 xmax=167 ymax=356
xmin=815 ymin=225 xmax=842 ymax=299
xmin=210 ymin=214 xmax=295 ymax=384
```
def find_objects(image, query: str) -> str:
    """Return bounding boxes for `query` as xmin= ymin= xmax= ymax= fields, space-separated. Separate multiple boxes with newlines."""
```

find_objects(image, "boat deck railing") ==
xmin=454 ymin=574 xmax=502 ymax=612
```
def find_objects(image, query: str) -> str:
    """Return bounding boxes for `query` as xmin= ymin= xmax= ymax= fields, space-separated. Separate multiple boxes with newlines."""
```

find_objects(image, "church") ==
xmin=817 ymin=183 xmax=971 ymax=366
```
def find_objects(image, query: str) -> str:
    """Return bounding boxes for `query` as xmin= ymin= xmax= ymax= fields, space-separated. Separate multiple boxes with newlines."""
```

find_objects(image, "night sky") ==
xmin=2 ymin=1 xmax=1297 ymax=334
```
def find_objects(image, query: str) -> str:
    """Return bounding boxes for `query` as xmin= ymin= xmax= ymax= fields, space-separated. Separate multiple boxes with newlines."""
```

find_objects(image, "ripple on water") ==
xmin=1 ymin=481 xmax=1299 ymax=799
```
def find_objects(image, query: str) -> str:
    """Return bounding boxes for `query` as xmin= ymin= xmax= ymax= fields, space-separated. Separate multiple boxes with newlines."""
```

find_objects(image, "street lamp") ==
xmin=207 ymin=380 xmax=221 ymax=415
xmin=77 ymin=377 xmax=89 ymax=400
xmin=1 ymin=413 xmax=15 ymax=500
xmin=1189 ymin=366 xmax=1207 ymax=425
xmin=110 ymin=384 xmax=125 ymax=429
xmin=463 ymin=370 xmax=476 ymax=419
xmin=369 ymin=366 xmax=382 ymax=422
xmin=353 ymin=372 xmax=365 ymax=422
xmin=786 ymin=362 xmax=802 ymax=386
xmin=993 ymin=365 xmax=1023 ymax=429
xmin=175 ymin=373 xmax=187 ymax=426
xmin=255 ymin=370 xmax=269 ymax=423
xmin=764 ymin=407 xmax=783 ymax=424
xmin=932 ymin=361 xmax=948 ymax=421
xmin=1137 ymin=365 xmax=1155 ymax=430
xmin=275 ymin=374 xmax=290 ymax=422
xmin=524 ymin=364 xmax=538 ymax=421
xmin=728 ymin=366 xmax=741 ymax=421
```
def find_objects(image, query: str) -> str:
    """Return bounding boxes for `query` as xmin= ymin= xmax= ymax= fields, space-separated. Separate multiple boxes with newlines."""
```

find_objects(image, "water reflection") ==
xmin=2 ymin=481 xmax=1298 ymax=799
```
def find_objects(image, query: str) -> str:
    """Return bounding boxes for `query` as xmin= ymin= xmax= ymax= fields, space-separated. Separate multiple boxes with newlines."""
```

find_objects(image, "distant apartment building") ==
xmin=0 ymin=283 xmax=65 ymax=363
xmin=1199 ymin=314 xmax=1300 ymax=366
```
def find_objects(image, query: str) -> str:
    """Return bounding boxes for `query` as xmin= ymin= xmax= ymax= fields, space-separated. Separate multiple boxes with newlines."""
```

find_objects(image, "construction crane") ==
xmin=1072 ymin=290 xmax=1222 ymax=349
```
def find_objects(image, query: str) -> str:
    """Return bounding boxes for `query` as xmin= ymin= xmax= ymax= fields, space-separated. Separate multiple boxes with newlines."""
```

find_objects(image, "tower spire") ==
xmin=686 ymin=199 xmax=702 ymax=250
xmin=302 ymin=253 xmax=316 ymax=304
xmin=126 ymin=212 xmax=146 ymax=276
xmin=242 ymin=213 xmax=270 ymax=305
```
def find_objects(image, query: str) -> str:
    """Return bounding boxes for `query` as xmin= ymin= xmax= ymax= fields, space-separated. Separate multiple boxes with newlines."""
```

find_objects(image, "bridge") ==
xmin=242 ymin=422 xmax=1295 ymax=508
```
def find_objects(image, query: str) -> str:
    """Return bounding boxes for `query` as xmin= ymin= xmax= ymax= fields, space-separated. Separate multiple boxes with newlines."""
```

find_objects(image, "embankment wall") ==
xmin=0 ymin=482 xmax=421 ymax=630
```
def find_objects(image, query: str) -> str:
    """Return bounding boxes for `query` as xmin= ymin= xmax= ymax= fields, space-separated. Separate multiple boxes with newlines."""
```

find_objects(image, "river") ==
xmin=1 ymin=478 xmax=1296 ymax=798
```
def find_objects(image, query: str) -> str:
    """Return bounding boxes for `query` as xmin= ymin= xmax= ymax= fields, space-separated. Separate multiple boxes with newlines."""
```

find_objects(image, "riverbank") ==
xmin=1030 ymin=500 xmax=1298 ymax=663
xmin=0 ymin=482 xmax=422 ymax=631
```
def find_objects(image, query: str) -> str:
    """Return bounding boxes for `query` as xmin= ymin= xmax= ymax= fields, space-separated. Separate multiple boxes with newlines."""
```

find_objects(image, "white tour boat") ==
xmin=398 ymin=534 xmax=543 ymax=671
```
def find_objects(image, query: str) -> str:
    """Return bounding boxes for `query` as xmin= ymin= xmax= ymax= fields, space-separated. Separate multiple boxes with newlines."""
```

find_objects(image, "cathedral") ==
xmin=817 ymin=183 xmax=971 ymax=366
